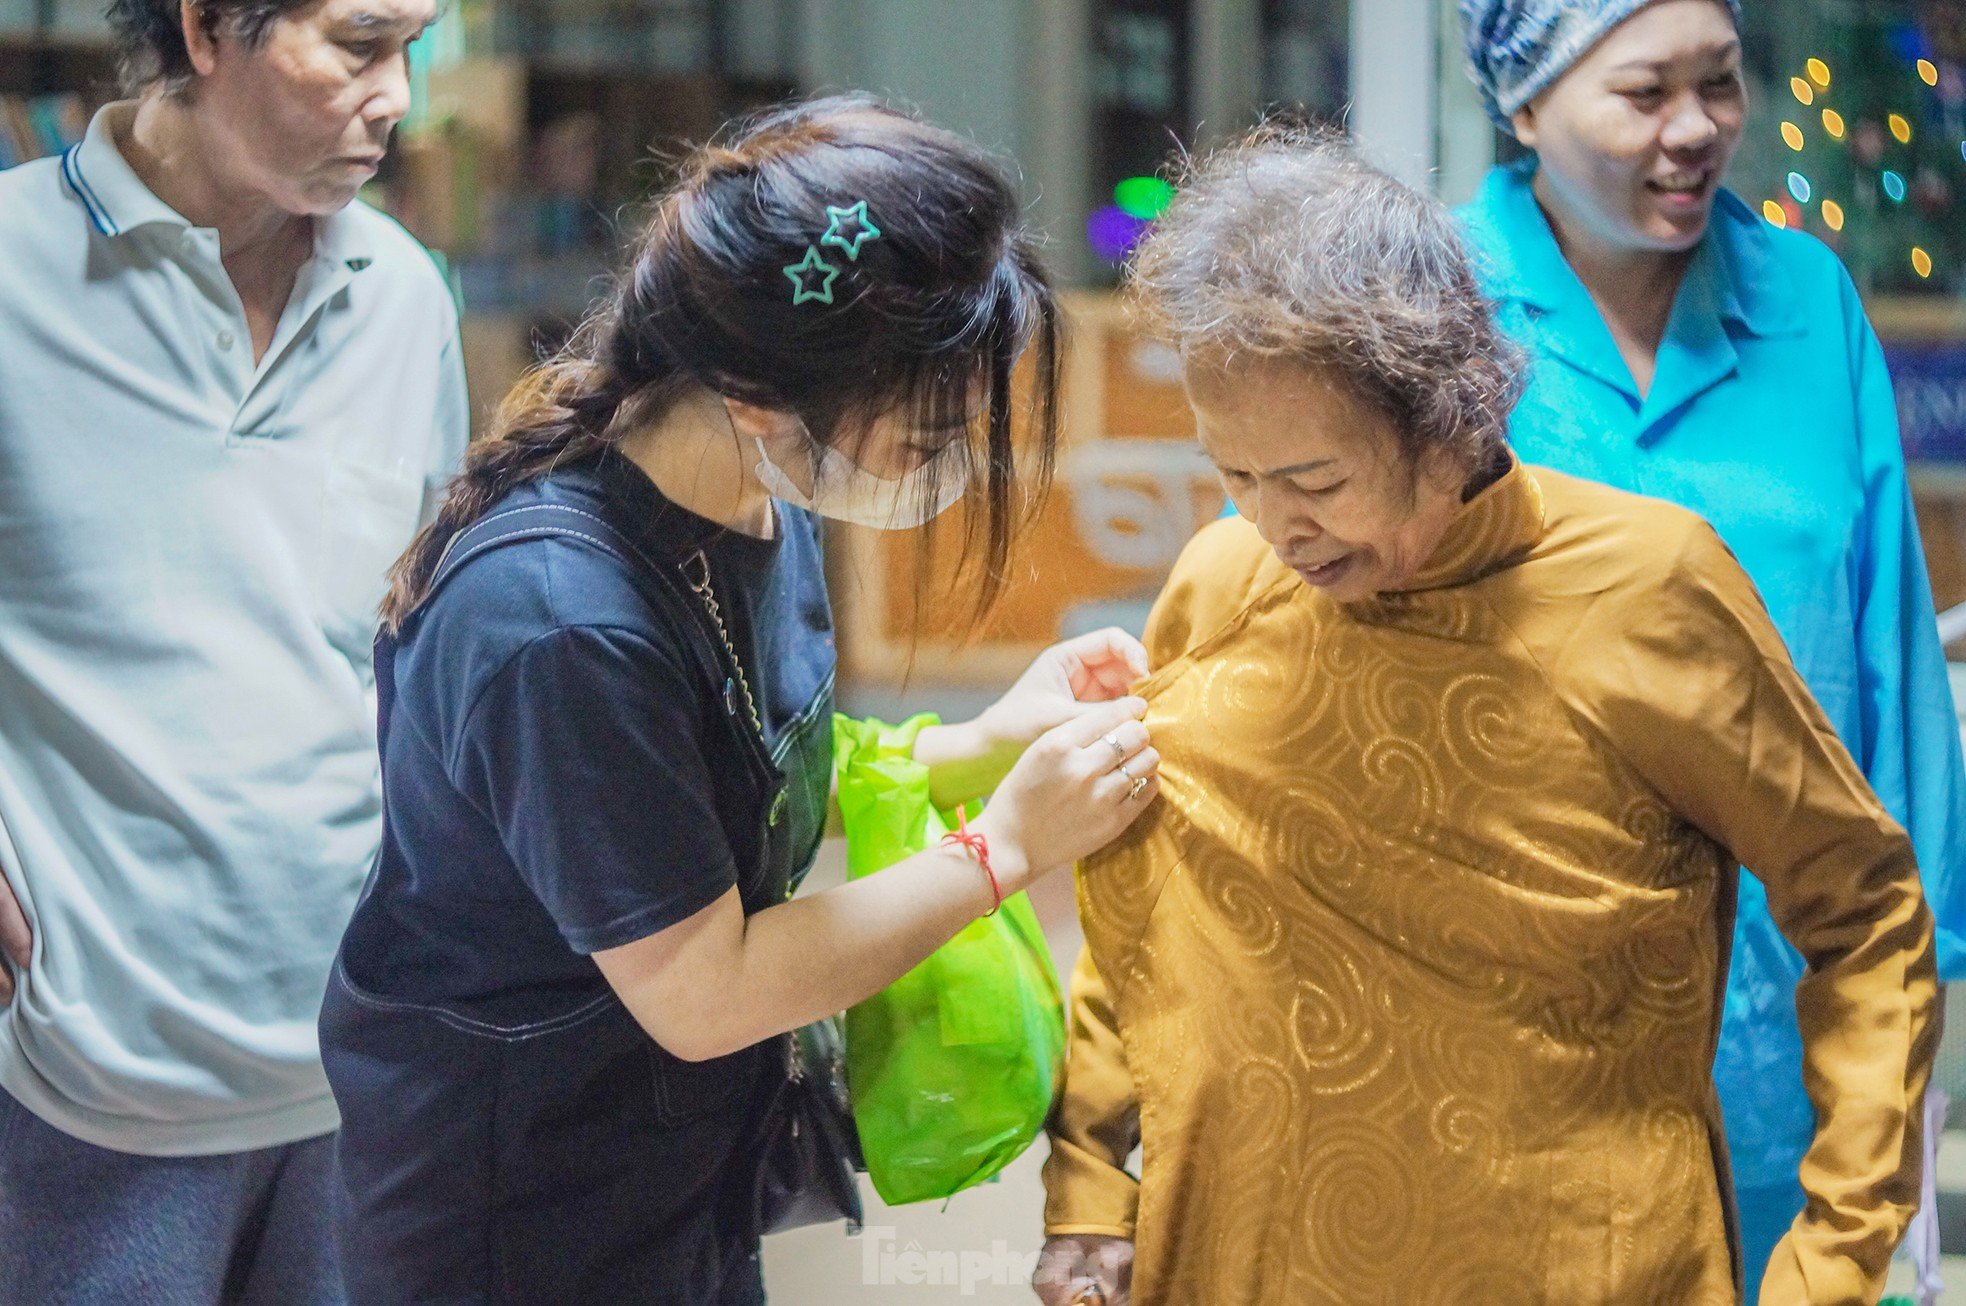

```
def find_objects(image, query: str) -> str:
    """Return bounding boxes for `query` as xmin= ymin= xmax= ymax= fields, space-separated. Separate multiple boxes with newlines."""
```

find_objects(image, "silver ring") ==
xmin=1102 ymin=732 xmax=1127 ymax=762
xmin=1116 ymin=760 xmax=1136 ymax=782
xmin=1127 ymin=775 xmax=1149 ymax=801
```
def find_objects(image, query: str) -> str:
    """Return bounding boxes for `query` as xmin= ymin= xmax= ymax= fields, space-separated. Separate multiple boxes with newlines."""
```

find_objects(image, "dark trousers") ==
xmin=0 ymin=1085 xmax=344 ymax=1306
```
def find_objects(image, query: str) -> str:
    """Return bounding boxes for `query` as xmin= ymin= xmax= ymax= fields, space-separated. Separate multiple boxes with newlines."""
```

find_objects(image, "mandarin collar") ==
xmin=1364 ymin=456 xmax=1547 ymax=599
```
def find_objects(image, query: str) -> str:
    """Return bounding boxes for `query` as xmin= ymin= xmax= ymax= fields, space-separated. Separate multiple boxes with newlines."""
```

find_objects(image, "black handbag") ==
xmin=678 ymin=547 xmax=866 ymax=1236
xmin=752 ymin=1018 xmax=866 ymax=1234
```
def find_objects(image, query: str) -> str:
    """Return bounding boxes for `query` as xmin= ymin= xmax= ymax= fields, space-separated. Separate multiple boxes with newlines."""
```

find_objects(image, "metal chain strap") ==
xmin=683 ymin=550 xmax=764 ymax=738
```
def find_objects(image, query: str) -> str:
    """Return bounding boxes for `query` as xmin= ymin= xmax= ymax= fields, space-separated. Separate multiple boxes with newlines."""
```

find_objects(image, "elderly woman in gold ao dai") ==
xmin=1034 ymin=131 xmax=1937 ymax=1306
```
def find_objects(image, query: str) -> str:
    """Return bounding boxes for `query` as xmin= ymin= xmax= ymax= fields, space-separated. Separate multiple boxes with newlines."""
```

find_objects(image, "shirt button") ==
xmin=215 ymin=330 xmax=235 ymax=352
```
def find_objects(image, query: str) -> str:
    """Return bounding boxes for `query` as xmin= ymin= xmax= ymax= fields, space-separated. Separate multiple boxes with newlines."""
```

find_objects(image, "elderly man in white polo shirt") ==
xmin=0 ymin=0 xmax=461 ymax=1293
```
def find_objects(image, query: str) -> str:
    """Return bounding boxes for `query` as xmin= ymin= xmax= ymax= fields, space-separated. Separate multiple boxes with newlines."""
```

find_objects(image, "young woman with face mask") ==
xmin=1456 ymin=2 xmax=1966 ymax=1295
xmin=317 ymin=96 xmax=1162 ymax=1304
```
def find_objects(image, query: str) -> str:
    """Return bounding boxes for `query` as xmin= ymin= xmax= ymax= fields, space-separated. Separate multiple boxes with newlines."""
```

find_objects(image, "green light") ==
xmin=1114 ymin=177 xmax=1176 ymax=222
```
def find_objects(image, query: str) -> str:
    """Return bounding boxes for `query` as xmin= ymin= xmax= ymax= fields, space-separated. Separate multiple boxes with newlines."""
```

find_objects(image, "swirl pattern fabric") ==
xmin=1043 ymin=462 xmax=1937 ymax=1305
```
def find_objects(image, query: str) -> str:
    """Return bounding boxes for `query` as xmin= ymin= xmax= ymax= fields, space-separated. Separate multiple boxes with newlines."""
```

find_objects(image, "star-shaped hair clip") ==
xmin=819 ymin=200 xmax=882 ymax=262
xmin=783 ymin=246 xmax=841 ymax=306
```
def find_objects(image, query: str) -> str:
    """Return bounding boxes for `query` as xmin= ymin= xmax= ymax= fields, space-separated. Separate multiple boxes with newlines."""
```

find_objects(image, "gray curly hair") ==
xmin=1128 ymin=124 xmax=1524 ymax=475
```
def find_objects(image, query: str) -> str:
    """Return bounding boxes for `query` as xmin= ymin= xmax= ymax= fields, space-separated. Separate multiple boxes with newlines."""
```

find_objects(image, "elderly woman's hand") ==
xmin=1033 ymin=1235 xmax=1134 ymax=1306
xmin=916 ymin=629 xmax=1151 ymax=809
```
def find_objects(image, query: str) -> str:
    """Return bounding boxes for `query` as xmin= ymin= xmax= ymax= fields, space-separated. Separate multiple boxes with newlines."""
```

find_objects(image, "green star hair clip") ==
xmin=819 ymin=200 xmax=882 ymax=262
xmin=783 ymin=246 xmax=841 ymax=306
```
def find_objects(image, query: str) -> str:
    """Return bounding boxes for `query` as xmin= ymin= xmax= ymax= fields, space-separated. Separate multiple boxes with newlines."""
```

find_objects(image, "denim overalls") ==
xmin=320 ymin=456 xmax=835 ymax=1304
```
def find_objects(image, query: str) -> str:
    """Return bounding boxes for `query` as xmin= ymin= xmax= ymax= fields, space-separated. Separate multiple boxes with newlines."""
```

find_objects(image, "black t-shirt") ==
xmin=323 ymin=451 xmax=835 ymax=1304
xmin=350 ymin=450 xmax=833 ymax=1002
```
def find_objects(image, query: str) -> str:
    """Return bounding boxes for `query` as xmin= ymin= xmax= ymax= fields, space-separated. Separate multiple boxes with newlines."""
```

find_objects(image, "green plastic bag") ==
xmin=833 ymin=713 xmax=1068 ymax=1207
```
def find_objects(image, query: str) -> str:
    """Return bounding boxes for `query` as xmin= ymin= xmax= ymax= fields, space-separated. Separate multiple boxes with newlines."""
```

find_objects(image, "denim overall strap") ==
xmin=373 ymin=503 xmax=728 ymax=750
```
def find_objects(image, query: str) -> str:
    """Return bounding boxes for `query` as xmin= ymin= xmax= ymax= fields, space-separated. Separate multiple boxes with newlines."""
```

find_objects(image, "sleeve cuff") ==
xmin=560 ymin=869 xmax=737 ymax=955
xmin=1042 ymin=1137 xmax=1140 ymax=1238
xmin=1756 ymin=1233 xmax=1880 ymax=1306
xmin=1044 ymin=1222 xmax=1137 ymax=1240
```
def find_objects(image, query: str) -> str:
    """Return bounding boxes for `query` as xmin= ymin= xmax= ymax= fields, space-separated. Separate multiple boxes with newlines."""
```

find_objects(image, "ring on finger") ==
xmin=1101 ymin=732 xmax=1127 ymax=762
xmin=1116 ymin=760 xmax=1136 ymax=782
xmin=1127 ymin=775 xmax=1149 ymax=801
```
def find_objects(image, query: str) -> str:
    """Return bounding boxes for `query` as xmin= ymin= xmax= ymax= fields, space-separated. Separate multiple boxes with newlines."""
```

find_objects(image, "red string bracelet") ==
xmin=941 ymin=807 xmax=1002 ymax=917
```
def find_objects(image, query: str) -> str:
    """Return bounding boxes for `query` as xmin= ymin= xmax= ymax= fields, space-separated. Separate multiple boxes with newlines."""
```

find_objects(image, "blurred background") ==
xmin=3 ymin=0 xmax=1965 ymax=1298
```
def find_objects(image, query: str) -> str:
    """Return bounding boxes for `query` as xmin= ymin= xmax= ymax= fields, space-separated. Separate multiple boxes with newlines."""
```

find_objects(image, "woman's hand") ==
xmin=917 ymin=629 xmax=1151 ymax=809
xmin=969 ymin=697 xmax=1159 ymax=897
xmin=1033 ymin=1235 xmax=1134 ymax=1306
xmin=982 ymin=627 xmax=1151 ymax=743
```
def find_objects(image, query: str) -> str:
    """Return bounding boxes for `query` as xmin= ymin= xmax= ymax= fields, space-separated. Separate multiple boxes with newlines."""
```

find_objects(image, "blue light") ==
xmin=1086 ymin=205 xmax=1148 ymax=261
xmin=1886 ymin=21 xmax=1930 ymax=65
xmin=1787 ymin=172 xmax=1812 ymax=203
xmin=1883 ymin=169 xmax=1908 ymax=203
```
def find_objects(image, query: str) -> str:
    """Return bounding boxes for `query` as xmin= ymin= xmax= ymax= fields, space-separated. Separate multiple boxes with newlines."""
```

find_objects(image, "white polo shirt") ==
xmin=0 ymin=104 xmax=468 ymax=1154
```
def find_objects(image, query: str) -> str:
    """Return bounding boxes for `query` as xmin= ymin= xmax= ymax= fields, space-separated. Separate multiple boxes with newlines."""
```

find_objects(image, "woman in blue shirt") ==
xmin=1457 ymin=0 xmax=1966 ymax=1294
xmin=320 ymin=97 xmax=1165 ymax=1303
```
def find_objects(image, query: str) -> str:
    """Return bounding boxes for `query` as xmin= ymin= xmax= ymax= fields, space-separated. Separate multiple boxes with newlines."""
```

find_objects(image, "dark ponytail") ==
xmin=382 ymin=93 xmax=1063 ymax=634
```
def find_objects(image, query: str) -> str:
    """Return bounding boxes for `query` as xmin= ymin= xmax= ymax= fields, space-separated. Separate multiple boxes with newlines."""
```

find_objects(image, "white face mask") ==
xmin=752 ymin=433 xmax=967 ymax=530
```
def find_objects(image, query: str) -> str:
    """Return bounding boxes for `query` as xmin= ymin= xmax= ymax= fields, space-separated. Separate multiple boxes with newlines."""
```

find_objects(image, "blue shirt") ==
xmin=1459 ymin=160 xmax=1966 ymax=1186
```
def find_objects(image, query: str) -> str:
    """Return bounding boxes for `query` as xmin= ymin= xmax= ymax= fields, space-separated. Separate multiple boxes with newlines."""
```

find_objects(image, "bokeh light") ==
xmin=1113 ymin=177 xmax=1176 ymax=222
xmin=1762 ymin=199 xmax=1788 ymax=228
xmin=1822 ymin=109 xmax=1846 ymax=139
xmin=1086 ymin=205 xmax=1148 ymax=261
xmin=1787 ymin=172 xmax=1812 ymax=203
xmin=1889 ymin=113 xmax=1913 ymax=145
xmin=1821 ymin=199 xmax=1845 ymax=231
xmin=1806 ymin=58 xmax=1831 ymax=88
xmin=1919 ymin=60 xmax=1940 ymax=87
xmin=1883 ymin=169 xmax=1908 ymax=202
xmin=1781 ymin=121 xmax=1805 ymax=151
xmin=1791 ymin=77 xmax=1814 ymax=105
xmin=1912 ymin=247 xmax=1934 ymax=278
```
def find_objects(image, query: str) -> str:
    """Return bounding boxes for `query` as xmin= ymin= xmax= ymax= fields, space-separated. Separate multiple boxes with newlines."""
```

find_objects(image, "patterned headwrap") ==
xmin=1458 ymin=0 xmax=1744 ymax=129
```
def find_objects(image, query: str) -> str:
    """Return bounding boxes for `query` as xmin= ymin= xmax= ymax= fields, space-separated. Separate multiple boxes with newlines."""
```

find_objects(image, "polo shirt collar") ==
xmin=63 ymin=102 xmax=189 ymax=238
xmin=314 ymin=199 xmax=376 ymax=275
xmin=64 ymin=101 xmax=377 ymax=276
